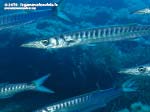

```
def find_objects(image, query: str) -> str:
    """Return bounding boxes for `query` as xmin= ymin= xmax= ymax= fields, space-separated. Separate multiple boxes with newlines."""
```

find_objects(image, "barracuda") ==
xmin=119 ymin=64 xmax=150 ymax=76
xmin=21 ymin=24 xmax=150 ymax=49
xmin=34 ymin=79 xmax=137 ymax=112
xmin=132 ymin=8 xmax=150 ymax=14
xmin=0 ymin=74 xmax=54 ymax=99
xmin=0 ymin=0 xmax=71 ymax=30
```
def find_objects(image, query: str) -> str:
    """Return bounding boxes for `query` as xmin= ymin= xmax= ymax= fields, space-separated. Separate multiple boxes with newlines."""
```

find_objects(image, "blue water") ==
xmin=0 ymin=0 xmax=150 ymax=111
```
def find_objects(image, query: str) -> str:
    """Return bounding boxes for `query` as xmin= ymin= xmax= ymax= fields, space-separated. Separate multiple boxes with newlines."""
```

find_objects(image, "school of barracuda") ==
xmin=1 ymin=0 xmax=150 ymax=111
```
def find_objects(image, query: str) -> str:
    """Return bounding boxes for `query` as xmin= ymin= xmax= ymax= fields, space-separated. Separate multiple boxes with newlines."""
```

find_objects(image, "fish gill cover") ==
xmin=0 ymin=0 xmax=150 ymax=112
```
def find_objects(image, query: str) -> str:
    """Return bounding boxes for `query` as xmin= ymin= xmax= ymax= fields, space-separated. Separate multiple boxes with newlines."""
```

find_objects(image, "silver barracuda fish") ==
xmin=0 ymin=74 xmax=54 ymax=99
xmin=21 ymin=24 xmax=150 ymax=49
xmin=0 ymin=0 xmax=71 ymax=30
xmin=132 ymin=8 xmax=150 ymax=14
xmin=119 ymin=64 xmax=150 ymax=76
xmin=34 ymin=79 xmax=137 ymax=112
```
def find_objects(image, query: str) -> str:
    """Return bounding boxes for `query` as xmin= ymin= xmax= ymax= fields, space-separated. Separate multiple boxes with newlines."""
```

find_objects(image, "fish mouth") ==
xmin=21 ymin=43 xmax=36 ymax=48
xmin=118 ymin=69 xmax=131 ymax=74
xmin=118 ymin=70 xmax=124 ymax=74
xmin=118 ymin=68 xmax=137 ymax=75
xmin=118 ymin=70 xmax=127 ymax=74
xmin=21 ymin=42 xmax=45 ymax=49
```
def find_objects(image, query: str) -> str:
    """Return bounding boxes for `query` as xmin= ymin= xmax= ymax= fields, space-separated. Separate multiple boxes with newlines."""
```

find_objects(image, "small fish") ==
xmin=132 ymin=8 xmax=150 ymax=14
xmin=34 ymin=79 xmax=137 ymax=112
xmin=21 ymin=24 xmax=150 ymax=49
xmin=0 ymin=0 xmax=71 ymax=30
xmin=119 ymin=65 xmax=150 ymax=76
xmin=0 ymin=74 xmax=54 ymax=99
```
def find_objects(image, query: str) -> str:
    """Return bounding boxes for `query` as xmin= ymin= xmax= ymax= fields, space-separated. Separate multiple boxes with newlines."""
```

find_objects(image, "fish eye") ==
xmin=41 ymin=40 xmax=49 ymax=46
xmin=138 ymin=66 xmax=146 ymax=73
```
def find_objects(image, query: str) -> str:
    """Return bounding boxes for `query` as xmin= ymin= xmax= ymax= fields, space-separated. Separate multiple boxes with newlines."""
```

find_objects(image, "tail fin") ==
xmin=122 ymin=79 xmax=138 ymax=92
xmin=32 ymin=74 xmax=54 ymax=93
xmin=55 ymin=0 xmax=72 ymax=22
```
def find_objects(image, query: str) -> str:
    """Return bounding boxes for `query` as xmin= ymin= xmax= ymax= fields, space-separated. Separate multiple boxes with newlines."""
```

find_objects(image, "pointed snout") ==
xmin=118 ymin=69 xmax=129 ymax=74
xmin=21 ymin=43 xmax=33 ymax=48
xmin=20 ymin=41 xmax=46 ymax=49
xmin=118 ymin=68 xmax=137 ymax=75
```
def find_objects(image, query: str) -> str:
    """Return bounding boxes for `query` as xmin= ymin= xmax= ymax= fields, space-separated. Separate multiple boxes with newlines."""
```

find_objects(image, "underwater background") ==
xmin=0 ymin=0 xmax=150 ymax=111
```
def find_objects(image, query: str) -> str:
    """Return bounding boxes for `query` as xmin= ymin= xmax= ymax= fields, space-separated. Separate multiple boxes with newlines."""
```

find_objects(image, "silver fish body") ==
xmin=0 ymin=83 xmax=35 ymax=98
xmin=133 ymin=8 xmax=150 ymax=14
xmin=34 ymin=79 xmax=137 ymax=112
xmin=119 ymin=64 xmax=150 ymax=76
xmin=34 ymin=89 xmax=122 ymax=112
xmin=21 ymin=24 xmax=150 ymax=49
